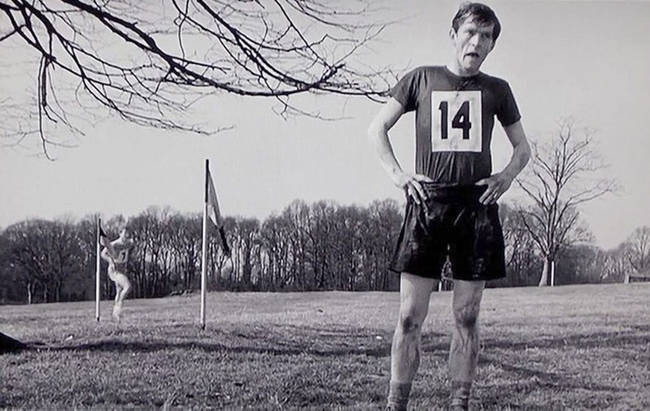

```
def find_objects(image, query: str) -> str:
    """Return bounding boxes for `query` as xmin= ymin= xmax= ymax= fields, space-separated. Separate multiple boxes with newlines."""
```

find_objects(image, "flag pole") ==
xmin=95 ymin=217 xmax=101 ymax=322
xmin=200 ymin=159 xmax=209 ymax=330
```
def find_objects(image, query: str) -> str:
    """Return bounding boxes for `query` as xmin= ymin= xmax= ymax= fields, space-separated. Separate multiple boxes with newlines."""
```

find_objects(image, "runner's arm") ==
xmin=368 ymin=98 xmax=406 ymax=185
xmin=477 ymin=120 xmax=531 ymax=204
xmin=501 ymin=120 xmax=530 ymax=182
xmin=368 ymin=98 xmax=432 ymax=204
xmin=100 ymin=247 xmax=114 ymax=264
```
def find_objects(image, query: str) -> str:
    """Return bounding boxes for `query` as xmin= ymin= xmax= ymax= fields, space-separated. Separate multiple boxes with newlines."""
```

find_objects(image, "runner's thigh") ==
xmin=399 ymin=272 xmax=436 ymax=322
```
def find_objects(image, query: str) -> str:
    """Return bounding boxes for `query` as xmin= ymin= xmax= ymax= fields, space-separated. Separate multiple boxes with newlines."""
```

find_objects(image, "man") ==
xmin=100 ymin=227 xmax=134 ymax=321
xmin=368 ymin=3 xmax=530 ymax=410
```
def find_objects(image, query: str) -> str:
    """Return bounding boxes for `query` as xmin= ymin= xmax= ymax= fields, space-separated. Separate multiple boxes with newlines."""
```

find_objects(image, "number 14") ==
xmin=438 ymin=101 xmax=472 ymax=140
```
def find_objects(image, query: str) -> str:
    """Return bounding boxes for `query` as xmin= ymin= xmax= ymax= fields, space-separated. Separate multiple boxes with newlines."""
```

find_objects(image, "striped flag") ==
xmin=206 ymin=166 xmax=231 ymax=256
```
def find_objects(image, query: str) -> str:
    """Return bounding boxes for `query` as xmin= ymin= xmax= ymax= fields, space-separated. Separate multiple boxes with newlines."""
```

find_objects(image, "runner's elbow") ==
xmin=368 ymin=119 xmax=389 ymax=144
xmin=519 ymin=140 xmax=531 ymax=164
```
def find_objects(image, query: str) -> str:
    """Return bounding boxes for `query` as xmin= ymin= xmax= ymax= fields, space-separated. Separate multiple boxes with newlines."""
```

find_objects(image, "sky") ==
xmin=1 ymin=0 xmax=649 ymax=249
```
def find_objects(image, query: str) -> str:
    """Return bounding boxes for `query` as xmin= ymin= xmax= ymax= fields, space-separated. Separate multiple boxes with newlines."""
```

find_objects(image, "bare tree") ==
xmin=260 ymin=213 xmax=293 ymax=290
xmin=590 ymin=244 xmax=630 ymax=284
xmin=622 ymin=226 xmax=650 ymax=275
xmin=129 ymin=206 xmax=174 ymax=297
xmin=0 ymin=0 xmax=394 ymax=157
xmin=361 ymin=199 xmax=401 ymax=291
xmin=167 ymin=213 xmax=202 ymax=291
xmin=516 ymin=118 xmax=617 ymax=286
xmin=229 ymin=217 xmax=260 ymax=290
xmin=3 ymin=219 xmax=84 ymax=303
xmin=283 ymin=200 xmax=311 ymax=290
xmin=498 ymin=203 xmax=541 ymax=287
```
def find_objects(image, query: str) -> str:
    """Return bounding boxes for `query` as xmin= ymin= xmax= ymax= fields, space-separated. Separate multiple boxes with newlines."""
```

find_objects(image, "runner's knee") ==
xmin=453 ymin=304 xmax=479 ymax=329
xmin=398 ymin=310 xmax=425 ymax=335
xmin=121 ymin=281 xmax=131 ymax=297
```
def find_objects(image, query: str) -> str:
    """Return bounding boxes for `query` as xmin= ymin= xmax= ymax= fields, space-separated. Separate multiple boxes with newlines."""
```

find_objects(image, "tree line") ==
xmin=1 ymin=197 xmax=648 ymax=305
xmin=0 ymin=199 xmax=401 ymax=303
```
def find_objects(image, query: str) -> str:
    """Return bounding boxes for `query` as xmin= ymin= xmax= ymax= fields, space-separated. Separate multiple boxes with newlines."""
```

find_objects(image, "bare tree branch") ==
xmin=0 ymin=0 xmax=398 ymax=156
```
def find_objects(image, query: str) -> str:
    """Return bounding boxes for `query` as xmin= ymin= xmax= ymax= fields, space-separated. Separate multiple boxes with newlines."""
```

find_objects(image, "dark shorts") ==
xmin=390 ymin=184 xmax=506 ymax=281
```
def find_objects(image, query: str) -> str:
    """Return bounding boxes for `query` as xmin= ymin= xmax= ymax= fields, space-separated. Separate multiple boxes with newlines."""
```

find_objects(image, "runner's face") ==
xmin=450 ymin=18 xmax=495 ymax=75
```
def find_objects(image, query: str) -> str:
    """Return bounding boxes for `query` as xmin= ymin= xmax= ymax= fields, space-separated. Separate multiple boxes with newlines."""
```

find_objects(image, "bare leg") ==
xmin=449 ymin=280 xmax=485 ymax=410
xmin=117 ymin=275 xmax=131 ymax=303
xmin=387 ymin=272 xmax=435 ymax=410
xmin=114 ymin=284 xmax=121 ymax=303
xmin=112 ymin=282 xmax=122 ymax=320
xmin=112 ymin=273 xmax=131 ymax=321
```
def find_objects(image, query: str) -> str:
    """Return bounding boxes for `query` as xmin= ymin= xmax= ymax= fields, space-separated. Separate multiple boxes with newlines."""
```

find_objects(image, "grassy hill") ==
xmin=1 ymin=283 xmax=649 ymax=409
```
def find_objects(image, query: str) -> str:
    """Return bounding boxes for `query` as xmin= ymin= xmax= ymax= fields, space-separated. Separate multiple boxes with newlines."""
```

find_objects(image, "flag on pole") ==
xmin=201 ymin=159 xmax=230 ymax=330
xmin=95 ymin=219 xmax=105 ymax=322
xmin=206 ymin=166 xmax=231 ymax=256
xmin=98 ymin=223 xmax=117 ymax=259
xmin=99 ymin=225 xmax=110 ymax=247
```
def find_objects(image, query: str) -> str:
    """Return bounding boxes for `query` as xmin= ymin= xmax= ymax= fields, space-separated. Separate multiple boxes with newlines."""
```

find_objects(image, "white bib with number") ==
xmin=431 ymin=90 xmax=482 ymax=152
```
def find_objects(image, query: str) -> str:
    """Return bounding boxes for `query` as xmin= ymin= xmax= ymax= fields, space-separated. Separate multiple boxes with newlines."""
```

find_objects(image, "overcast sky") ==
xmin=1 ymin=0 xmax=649 ymax=249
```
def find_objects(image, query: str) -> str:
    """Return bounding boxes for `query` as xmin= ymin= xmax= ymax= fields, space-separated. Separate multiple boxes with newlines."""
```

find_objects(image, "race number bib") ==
xmin=112 ymin=245 xmax=129 ymax=264
xmin=431 ymin=91 xmax=482 ymax=152
xmin=115 ymin=250 xmax=128 ymax=264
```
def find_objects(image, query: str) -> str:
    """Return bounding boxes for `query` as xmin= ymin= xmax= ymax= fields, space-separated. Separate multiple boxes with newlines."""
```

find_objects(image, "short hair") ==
xmin=451 ymin=2 xmax=502 ymax=42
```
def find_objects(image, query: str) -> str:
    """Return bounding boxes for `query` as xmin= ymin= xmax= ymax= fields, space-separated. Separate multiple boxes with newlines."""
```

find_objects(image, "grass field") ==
xmin=1 ymin=283 xmax=649 ymax=410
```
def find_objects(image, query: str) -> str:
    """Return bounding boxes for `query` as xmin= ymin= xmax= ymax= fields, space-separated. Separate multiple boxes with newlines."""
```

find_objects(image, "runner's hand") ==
xmin=394 ymin=172 xmax=434 ymax=206
xmin=476 ymin=172 xmax=513 ymax=205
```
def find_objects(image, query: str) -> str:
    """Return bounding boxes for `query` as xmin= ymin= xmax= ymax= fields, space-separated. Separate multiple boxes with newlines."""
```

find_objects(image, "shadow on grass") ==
xmin=483 ymin=329 xmax=650 ymax=352
xmin=479 ymin=355 xmax=625 ymax=393
xmin=20 ymin=324 xmax=396 ymax=358
xmin=50 ymin=339 xmax=390 ymax=357
xmin=18 ymin=325 xmax=648 ymax=368
xmin=473 ymin=329 xmax=649 ymax=404
xmin=17 ymin=323 xmax=449 ymax=359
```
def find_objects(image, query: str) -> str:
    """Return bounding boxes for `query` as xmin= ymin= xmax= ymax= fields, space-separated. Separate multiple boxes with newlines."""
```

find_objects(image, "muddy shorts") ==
xmin=390 ymin=184 xmax=506 ymax=281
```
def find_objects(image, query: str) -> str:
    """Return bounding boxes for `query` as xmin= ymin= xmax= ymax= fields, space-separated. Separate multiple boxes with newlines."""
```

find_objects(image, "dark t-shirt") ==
xmin=390 ymin=66 xmax=521 ymax=185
